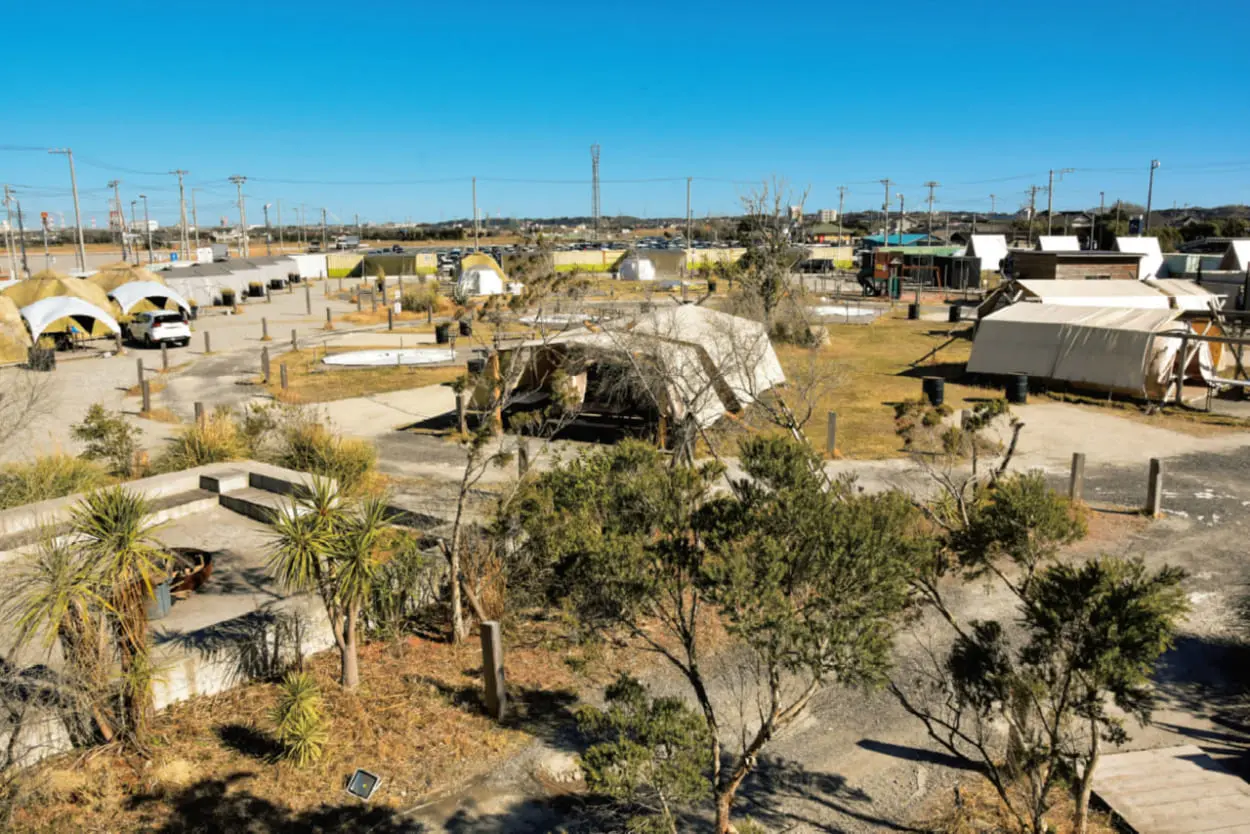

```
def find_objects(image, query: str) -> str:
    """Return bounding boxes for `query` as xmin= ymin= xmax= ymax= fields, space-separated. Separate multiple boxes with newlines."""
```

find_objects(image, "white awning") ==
xmin=108 ymin=280 xmax=192 ymax=314
xmin=20 ymin=296 xmax=121 ymax=341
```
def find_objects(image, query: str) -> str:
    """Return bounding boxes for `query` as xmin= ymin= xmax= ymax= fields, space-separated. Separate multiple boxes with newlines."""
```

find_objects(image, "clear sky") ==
xmin=3 ymin=0 xmax=1248 ymax=227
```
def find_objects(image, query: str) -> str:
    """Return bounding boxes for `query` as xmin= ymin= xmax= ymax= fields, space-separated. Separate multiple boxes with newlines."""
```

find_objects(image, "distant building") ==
xmin=861 ymin=233 xmax=941 ymax=250
xmin=818 ymin=208 xmax=838 ymax=223
xmin=805 ymin=223 xmax=853 ymax=244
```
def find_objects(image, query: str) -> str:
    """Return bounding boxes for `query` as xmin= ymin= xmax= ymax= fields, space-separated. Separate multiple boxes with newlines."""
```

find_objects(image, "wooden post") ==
xmin=261 ymin=346 xmax=271 ymax=384
xmin=194 ymin=401 xmax=205 ymax=427
xmin=291 ymin=329 xmax=298 ymax=350
xmin=455 ymin=390 xmax=467 ymax=434
xmin=325 ymin=307 xmax=333 ymax=329
xmin=825 ymin=411 xmax=837 ymax=455
xmin=387 ymin=307 xmax=393 ymax=330
xmin=114 ymin=332 xmax=123 ymax=354
xmin=204 ymin=331 xmax=212 ymax=354
xmin=160 ymin=342 xmax=169 ymax=371
xmin=1069 ymin=452 xmax=1085 ymax=502
xmin=397 ymin=274 xmax=404 ymax=298
xmin=265 ymin=286 xmax=272 ymax=304
xmin=1146 ymin=458 xmax=1163 ymax=518
xmin=140 ymin=380 xmax=151 ymax=414
xmin=370 ymin=291 xmax=377 ymax=313
xmin=279 ymin=364 xmax=288 ymax=390
xmin=480 ymin=621 xmax=506 ymax=721
xmin=305 ymin=283 xmax=312 ymax=315
xmin=135 ymin=357 xmax=144 ymax=387
xmin=487 ymin=351 xmax=502 ymax=433
xmin=262 ymin=317 xmax=270 ymax=341
xmin=1174 ymin=333 xmax=1188 ymax=405
xmin=356 ymin=293 xmax=362 ymax=312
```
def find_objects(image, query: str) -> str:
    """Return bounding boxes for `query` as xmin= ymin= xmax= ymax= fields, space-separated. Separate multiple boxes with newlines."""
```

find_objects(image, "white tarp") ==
xmin=1014 ymin=279 xmax=1172 ymax=309
xmin=968 ymin=304 xmax=1187 ymax=397
xmin=1220 ymin=240 xmax=1250 ymax=272
xmin=619 ymin=256 xmax=657 ymax=281
xmin=456 ymin=267 xmax=505 ymax=297
xmin=108 ymin=280 xmax=192 ymax=314
xmin=1037 ymin=236 xmax=1081 ymax=252
xmin=20 ymin=296 xmax=121 ymax=341
xmin=966 ymin=235 xmax=1009 ymax=272
xmin=1115 ymin=236 xmax=1164 ymax=279
xmin=1144 ymin=279 xmax=1222 ymax=312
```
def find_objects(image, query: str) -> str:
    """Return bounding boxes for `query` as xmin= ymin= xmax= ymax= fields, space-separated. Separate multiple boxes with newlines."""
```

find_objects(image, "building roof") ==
xmin=1114 ymin=236 xmax=1164 ymax=279
xmin=863 ymin=233 xmax=932 ymax=246
xmin=1037 ymin=235 xmax=1082 ymax=252
xmin=1220 ymin=239 xmax=1250 ymax=272
xmin=966 ymin=235 xmax=1009 ymax=271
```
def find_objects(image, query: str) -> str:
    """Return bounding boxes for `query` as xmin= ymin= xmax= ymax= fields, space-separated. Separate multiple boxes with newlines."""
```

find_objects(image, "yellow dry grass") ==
xmin=266 ymin=348 xmax=462 ymax=403
xmin=124 ymin=378 xmax=167 ymax=398
xmin=922 ymin=775 xmax=1116 ymax=834
xmin=6 ymin=624 xmax=600 ymax=832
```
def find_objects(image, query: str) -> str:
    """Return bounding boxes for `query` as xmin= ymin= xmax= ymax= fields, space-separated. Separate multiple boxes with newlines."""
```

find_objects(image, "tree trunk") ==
xmin=341 ymin=602 xmax=360 ymax=689
xmin=714 ymin=789 xmax=735 ymax=834
xmin=1075 ymin=720 xmax=1100 ymax=834
xmin=449 ymin=533 xmax=465 ymax=643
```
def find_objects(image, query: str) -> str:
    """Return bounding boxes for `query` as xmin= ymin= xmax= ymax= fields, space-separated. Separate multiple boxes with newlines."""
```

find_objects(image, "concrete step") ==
xmin=218 ymin=487 xmax=296 ymax=524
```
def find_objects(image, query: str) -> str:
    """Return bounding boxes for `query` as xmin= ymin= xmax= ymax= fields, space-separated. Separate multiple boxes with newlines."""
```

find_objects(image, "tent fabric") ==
xmin=0 ymin=296 xmax=32 ymax=362
xmin=1114 ymin=236 xmax=1164 ymax=280
xmin=966 ymin=235 xmax=1009 ymax=272
xmin=456 ymin=267 xmax=505 ymax=297
xmin=88 ymin=263 xmax=168 ymax=293
xmin=2 ymin=274 xmax=119 ymax=325
xmin=619 ymin=256 xmax=657 ymax=281
xmin=1220 ymin=240 xmax=1250 ymax=272
xmin=108 ymin=280 xmax=192 ymax=314
xmin=1144 ymin=279 xmax=1221 ymax=312
xmin=1037 ymin=236 xmax=1082 ymax=252
xmin=1013 ymin=279 xmax=1173 ymax=309
xmin=968 ymin=304 xmax=1186 ymax=398
xmin=20 ymin=296 xmax=121 ymax=341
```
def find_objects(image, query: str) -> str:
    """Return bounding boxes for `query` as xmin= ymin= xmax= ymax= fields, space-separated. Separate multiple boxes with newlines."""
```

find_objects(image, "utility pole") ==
xmin=140 ymin=194 xmax=153 ymax=263
xmin=48 ymin=148 xmax=87 ymax=273
xmin=590 ymin=144 xmax=601 ymax=241
xmin=355 ymin=212 xmax=361 ymax=242
xmin=897 ymin=193 xmax=905 ymax=238
xmin=109 ymin=179 xmax=127 ymax=262
xmin=2 ymin=186 xmax=16 ymax=279
xmin=989 ymin=194 xmax=997 ymax=215
xmin=1145 ymin=159 xmax=1160 ymax=233
xmin=171 ymin=169 xmax=190 ymax=260
xmin=130 ymin=201 xmax=139 ymax=264
xmin=1094 ymin=191 xmax=1105 ymax=250
xmin=472 ymin=177 xmax=479 ymax=251
xmin=277 ymin=199 xmax=283 ymax=253
xmin=229 ymin=175 xmax=248 ymax=257
xmin=191 ymin=188 xmax=201 ymax=250
xmin=300 ymin=204 xmax=307 ymax=247
xmin=263 ymin=204 xmax=272 ymax=255
xmin=14 ymin=196 xmax=29 ymax=277
xmin=879 ymin=179 xmax=892 ymax=244
xmin=685 ymin=176 xmax=693 ymax=255
xmin=1045 ymin=167 xmax=1075 ymax=235
xmin=836 ymin=185 xmax=848 ymax=247
xmin=321 ymin=208 xmax=327 ymax=252
xmin=1027 ymin=185 xmax=1041 ymax=248
xmin=923 ymin=181 xmax=940 ymax=241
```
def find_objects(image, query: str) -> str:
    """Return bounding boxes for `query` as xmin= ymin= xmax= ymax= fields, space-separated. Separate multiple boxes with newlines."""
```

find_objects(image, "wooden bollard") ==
xmin=325 ymin=307 xmax=333 ymax=329
xmin=279 ymin=364 xmax=288 ymax=390
xmin=204 ymin=331 xmax=212 ymax=354
xmin=480 ymin=621 xmax=506 ymax=721
xmin=826 ymin=411 xmax=837 ymax=455
xmin=265 ymin=286 xmax=272 ymax=303
xmin=140 ymin=380 xmax=151 ymax=414
xmin=356 ymin=293 xmax=362 ymax=312
xmin=262 ymin=317 xmax=270 ymax=341
xmin=194 ymin=401 xmax=205 ymax=426
xmin=370 ymin=291 xmax=377 ymax=313
xmin=387 ymin=307 xmax=393 ymax=330
xmin=455 ymin=390 xmax=467 ymax=434
xmin=1146 ymin=458 xmax=1163 ymax=518
xmin=160 ymin=342 xmax=169 ymax=371
xmin=114 ymin=332 xmax=123 ymax=354
xmin=1069 ymin=453 xmax=1086 ymax=502
xmin=291 ymin=329 xmax=298 ymax=350
xmin=135 ymin=357 xmax=144 ymax=387
xmin=261 ymin=346 xmax=271 ymax=383
xmin=305 ymin=283 xmax=312 ymax=315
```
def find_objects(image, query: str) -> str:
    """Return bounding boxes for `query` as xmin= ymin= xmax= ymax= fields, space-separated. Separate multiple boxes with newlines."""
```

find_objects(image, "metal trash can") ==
xmin=1006 ymin=373 xmax=1029 ymax=404
xmin=922 ymin=376 xmax=945 ymax=407
xmin=466 ymin=357 xmax=487 ymax=375
xmin=907 ymin=302 xmax=920 ymax=320
xmin=435 ymin=323 xmax=452 ymax=344
xmin=948 ymin=304 xmax=963 ymax=323
xmin=459 ymin=319 xmax=473 ymax=337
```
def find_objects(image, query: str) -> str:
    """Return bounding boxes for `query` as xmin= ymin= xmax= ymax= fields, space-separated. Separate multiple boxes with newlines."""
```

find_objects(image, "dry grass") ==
xmin=265 ymin=348 xmax=462 ymax=403
xmin=1041 ymin=387 xmax=1250 ymax=437
xmin=922 ymin=775 xmax=1116 ymax=834
xmin=124 ymin=378 xmax=167 ymax=398
xmin=6 ymin=622 xmax=608 ymax=832
xmin=138 ymin=407 xmax=181 ymax=424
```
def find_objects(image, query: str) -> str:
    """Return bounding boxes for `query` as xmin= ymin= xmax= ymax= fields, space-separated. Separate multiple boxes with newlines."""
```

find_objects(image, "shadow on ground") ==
xmin=1153 ymin=632 xmax=1250 ymax=775
xmin=417 ymin=675 xmax=582 ymax=753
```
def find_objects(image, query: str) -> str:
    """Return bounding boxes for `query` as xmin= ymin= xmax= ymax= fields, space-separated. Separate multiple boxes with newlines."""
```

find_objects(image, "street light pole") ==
xmin=263 ymin=203 xmax=272 ymax=255
xmin=140 ymin=194 xmax=153 ymax=263
xmin=130 ymin=201 xmax=139 ymax=264
xmin=1145 ymin=159 xmax=1161 ymax=233
xmin=191 ymin=188 xmax=201 ymax=250
xmin=48 ymin=148 xmax=87 ymax=273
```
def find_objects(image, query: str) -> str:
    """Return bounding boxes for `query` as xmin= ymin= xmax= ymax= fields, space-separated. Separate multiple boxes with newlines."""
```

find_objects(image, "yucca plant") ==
xmin=271 ymin=671 xmax=327 ymax=766
xmin=71 ymin=486 xmax=170 ymax=748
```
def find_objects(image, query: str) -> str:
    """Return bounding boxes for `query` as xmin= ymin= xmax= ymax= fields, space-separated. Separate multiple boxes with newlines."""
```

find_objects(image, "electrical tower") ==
xmin=590 ymin=144 xmax=601 ymax=240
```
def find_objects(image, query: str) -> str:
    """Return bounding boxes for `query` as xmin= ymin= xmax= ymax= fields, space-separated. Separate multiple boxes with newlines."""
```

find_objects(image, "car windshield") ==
xmin=153 ymin=314 xmax=184 ymax=324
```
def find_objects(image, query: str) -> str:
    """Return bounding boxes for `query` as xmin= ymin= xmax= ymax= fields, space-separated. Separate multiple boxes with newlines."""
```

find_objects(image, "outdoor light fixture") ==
xmin=346 ymin=768 xmax=381 ymax=801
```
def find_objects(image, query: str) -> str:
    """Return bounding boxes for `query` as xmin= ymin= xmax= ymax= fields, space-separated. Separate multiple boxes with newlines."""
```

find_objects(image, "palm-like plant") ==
xmin=271 ymin=670 xmax=327 ymax=767
xmin=267 ymin=478 xmax=389 ymax=689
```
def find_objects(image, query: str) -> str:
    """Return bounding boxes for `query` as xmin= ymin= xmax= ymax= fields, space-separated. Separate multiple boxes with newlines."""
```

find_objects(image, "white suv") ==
xmin=127 ymin=310 xmax=192 ymax=347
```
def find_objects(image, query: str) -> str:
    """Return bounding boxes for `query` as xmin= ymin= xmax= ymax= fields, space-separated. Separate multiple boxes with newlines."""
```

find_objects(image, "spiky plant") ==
xmin=271 ymin=671 xmax=327 ymax=767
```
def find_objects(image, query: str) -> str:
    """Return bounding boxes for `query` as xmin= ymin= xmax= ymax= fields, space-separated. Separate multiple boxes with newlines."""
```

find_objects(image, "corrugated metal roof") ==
xmin=1114 ymin=236 xmax=1164 ymax=279
xmin=1037 ymin=236 xmax=1082 ymax=252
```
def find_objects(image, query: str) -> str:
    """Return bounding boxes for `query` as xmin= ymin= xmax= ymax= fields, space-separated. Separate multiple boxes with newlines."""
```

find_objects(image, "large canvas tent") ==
xmin=3 ymin=273 xmax=120 ymax=337
xmin=455 ymin=253 xmax=507 ymax=298
xmin=965 ymin=235 xmax=1009 ymax=272
xmin=20 ymin=296 xmax=121 ymax=342
xmin=618 ymin=255 xmax=657 ymax=281
xmin=1114 ymin=236 xmax=1164 ymax=280
xmin=979 ymin=278 xmax=1220 ymax=317
xmin=0 ymin=296 xmax=33 ymax=363
xmin=968 ymin=304 xmax=1207 ymax=399
xmin=88 ymin=263 xmax=168 ymax=293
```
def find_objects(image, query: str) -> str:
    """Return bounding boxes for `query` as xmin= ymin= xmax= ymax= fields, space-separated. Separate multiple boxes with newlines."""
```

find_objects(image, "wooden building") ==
xmin=1006 ymin=250 xmax=1142 ymax=281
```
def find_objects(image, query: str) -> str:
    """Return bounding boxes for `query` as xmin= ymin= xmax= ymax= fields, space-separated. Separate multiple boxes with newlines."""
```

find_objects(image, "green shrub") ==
xmin=0 ymin=455 xmax=109 ymax=510
xmin=270 ymin=671 xmax=327 ymax=767
xmin=400 ymin=282 xmax=440 ymax=314
xmin=364 ymin=535 xmax=439 ymax=641
xmin=156 ymin=408 xmax=250 ymax=471
xmin=71 ymin=404 xmax=142 ymax=477
xmin=275 ymin=422 xmax=376 ymax=493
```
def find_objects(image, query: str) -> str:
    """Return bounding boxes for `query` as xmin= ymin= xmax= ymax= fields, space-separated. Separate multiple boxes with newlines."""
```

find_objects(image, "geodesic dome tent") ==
xmin=618 ymin=255 xmax=657 ymax=281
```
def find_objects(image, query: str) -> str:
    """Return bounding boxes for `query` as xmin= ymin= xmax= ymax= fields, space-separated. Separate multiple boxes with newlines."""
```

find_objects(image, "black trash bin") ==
xmin=435 ymin=323 xmax=452 ymax=344
xmin=907 ymin=302 xmax=920 ymax=320
xmin=459 ymin=319 xmax=473 ymax=337
xmin=466 ymin=357 xmax=486 ymax=375
xmin=922 ymin=376 xmax=945 ymax=407
xmin=1006 ymin=373 xmax=1029 ymax=404
xmin=948 ymin=304 xmax=962 ymax=323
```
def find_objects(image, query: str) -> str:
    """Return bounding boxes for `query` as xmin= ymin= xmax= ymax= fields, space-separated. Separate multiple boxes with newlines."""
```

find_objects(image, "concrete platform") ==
xmin=1094 ymin=745 xmax=1250 ymax=833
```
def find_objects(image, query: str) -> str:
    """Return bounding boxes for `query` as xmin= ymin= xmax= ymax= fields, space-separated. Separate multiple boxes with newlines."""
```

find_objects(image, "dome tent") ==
xmin=0 ymin=295 xmax=33 ymax=363
xmin=455 ymin=253 xmax=508 ymax=299
xmin=108 ymin=281 xmax=192 ymax=315
xmin=3 ymin=272 xmax=121 ymax=338
xmin=618 ymin=254 xmax=657 ymax=281
xmin=20 ymin=296 xmax=121 ymax=342
xmin=88 ymin=262 xmax=168 ymax=293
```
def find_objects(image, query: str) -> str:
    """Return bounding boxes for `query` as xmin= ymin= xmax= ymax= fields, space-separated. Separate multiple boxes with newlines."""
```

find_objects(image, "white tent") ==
xmin=1220 ymin=240 xmax=1250 ymax=272
xmin=965 ymin=235 xmax=1009 ymax=272
xmin=1114 ymin=236 xmax=1164 ymax=279
xmin=1144 ymin=279 xmax=1222 ymax=312
xmin=20 ymin=297 xmax=121 ymax=342
xmin=456 ymin=266 xmax=505 ymax=298
xmin=108 ymin=280 xmax=192 ymax=314
xmin=618 ymin=255 xmax=657 ymax=281
xmin=979 ymin=279 xmax=1221 ymax=317
xmin=968 ymin=304 xmax=1204 ymax=399
xmin=1037 ymin=236 xmax=1082 ymax=252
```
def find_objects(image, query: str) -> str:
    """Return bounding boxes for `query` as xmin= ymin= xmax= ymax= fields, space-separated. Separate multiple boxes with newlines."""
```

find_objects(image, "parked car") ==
xmin=127 ymin=310 xmax=191 ymax=347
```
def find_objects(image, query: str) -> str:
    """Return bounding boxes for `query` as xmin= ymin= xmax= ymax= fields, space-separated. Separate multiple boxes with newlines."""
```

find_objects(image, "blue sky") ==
xmin=3 ymin=0 xmax=1248 ymax=227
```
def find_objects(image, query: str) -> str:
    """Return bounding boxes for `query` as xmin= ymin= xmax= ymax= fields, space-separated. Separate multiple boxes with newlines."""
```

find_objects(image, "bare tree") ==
xmin=0 ymin=368 xmax=52 ymax=451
